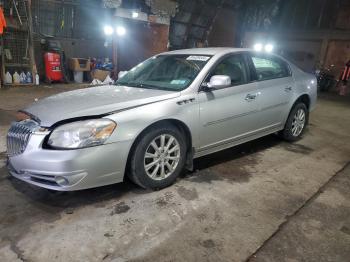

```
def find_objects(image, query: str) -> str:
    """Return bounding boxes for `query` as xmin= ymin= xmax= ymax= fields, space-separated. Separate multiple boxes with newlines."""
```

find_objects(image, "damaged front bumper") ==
xmin=7 ymin=132 xmax=131 ymax=191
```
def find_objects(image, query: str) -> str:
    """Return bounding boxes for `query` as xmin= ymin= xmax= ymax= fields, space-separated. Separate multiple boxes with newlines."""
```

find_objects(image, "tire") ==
xmin=281 ymin=103 xmax=309 ymax=142
xmin=129 ymin=123 xmax=187 ymax=190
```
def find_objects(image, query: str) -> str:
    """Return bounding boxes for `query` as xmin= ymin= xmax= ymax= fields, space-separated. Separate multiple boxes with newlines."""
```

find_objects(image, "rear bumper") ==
xmin=7 ymin=140 xmax=132 ymax=191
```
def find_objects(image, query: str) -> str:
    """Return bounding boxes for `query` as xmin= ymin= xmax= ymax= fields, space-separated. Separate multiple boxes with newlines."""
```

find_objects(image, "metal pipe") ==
xmin=12 ymin=0 xmax=23 ymax=25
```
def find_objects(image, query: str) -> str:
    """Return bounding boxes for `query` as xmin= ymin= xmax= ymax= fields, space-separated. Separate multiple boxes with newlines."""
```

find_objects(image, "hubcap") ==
xmin=144 ymin=134 xmax=181 ymax=180
xmin=291 ymin=108 xmax=306 ymax=137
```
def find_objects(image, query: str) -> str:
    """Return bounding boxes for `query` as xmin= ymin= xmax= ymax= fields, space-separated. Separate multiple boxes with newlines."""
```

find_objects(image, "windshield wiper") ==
xmin=115 ymin=82 xmax=178 ymax=91
xmin=116 ymin=82 xmax=160 ymax=90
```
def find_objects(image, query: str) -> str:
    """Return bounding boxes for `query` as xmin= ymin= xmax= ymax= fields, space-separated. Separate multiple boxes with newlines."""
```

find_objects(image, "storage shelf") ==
xmin=4 ymin=63 xmax=30 ymax=67
xmin=3 ymin=83 xmax=34 ymax=86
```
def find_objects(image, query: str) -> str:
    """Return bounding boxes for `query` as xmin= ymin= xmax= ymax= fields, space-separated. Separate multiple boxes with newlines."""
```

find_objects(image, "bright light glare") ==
xmin=265 ymin=44 xmax=274 ymax=53
xmin=104 ymin=25 xmax=114 ymax=36
xmin=116 ymin=26 xmax=126 ymax=36
xmin=132 ymin=11 xmax=139 ymax=18
xmin=254 ymin=43 xmax=263 ymax=52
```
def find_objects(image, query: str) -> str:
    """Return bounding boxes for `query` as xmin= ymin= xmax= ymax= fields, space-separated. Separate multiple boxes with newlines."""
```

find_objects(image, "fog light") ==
xmin=55 ymin=176 xmax=69 ymax=186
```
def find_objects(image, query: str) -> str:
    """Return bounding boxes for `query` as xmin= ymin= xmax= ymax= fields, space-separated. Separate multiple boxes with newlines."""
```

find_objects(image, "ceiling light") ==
xmin=103 ymin=25 xmax=114 ymax=36
xmin=265 ymin=44 xmax=274 ymax=53
xmin=132 ymin=11 xmax=139 ymax=18
xmin=254 ymin=43 xmax=263 ymax=52
xmin=116 ymin=26 xmax=126 ymax=36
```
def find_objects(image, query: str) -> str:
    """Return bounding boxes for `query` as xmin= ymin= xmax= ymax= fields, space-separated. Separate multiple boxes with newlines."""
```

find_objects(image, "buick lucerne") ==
xmin=6 ymin=48 xmax=317 ymax=191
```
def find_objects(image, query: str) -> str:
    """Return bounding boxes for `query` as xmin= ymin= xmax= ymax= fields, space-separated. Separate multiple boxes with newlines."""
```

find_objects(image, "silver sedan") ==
xmin=6 ymin=48 xmax=317 ymax=191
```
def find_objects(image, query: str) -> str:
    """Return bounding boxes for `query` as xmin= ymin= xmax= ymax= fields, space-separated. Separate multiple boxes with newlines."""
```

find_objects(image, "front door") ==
xmin=198 ymin=54 xmax=261 ymax=150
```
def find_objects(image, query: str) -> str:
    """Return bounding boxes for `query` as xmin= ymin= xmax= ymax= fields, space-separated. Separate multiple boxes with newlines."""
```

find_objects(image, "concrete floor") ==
xmin=0 ymin=86 xmax=349 ymax=262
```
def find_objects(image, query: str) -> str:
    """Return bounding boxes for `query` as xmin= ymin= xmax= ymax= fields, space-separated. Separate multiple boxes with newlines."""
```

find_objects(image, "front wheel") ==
xmin=281 ymin=103 xmax=309 ymax=141
xmin=128 ymin=124 xmax=187 ymax=189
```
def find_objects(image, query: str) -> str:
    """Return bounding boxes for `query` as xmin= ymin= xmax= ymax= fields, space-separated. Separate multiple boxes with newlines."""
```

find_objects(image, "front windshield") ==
xmin=116 ymin=54 xmax=212 ymax=91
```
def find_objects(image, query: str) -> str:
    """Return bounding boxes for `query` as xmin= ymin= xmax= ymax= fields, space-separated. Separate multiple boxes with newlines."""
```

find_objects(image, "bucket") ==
xmin=73 ymin=71 xmax=83 ymax=83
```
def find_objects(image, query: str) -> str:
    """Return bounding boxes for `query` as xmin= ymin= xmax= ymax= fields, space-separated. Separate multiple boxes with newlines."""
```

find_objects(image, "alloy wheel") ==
xmin=144 ymin=134 xmax=181 ymax=180
xmin=291 ymin=108 xmax=306 ymax=137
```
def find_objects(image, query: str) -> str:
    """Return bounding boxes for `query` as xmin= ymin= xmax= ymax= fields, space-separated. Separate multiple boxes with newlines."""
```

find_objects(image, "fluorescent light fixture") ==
xmin=116 ymin=26 xmax=126 ymax=36
xmin=254 ymin=43 xmax=263 ymax=52
xmin=132 ymin=11 xmax=139 ymax=18
xmin=265 ymin=44 xmax=274 ymax=53
xmin=103 ymin=25 xmax=114 ymax=36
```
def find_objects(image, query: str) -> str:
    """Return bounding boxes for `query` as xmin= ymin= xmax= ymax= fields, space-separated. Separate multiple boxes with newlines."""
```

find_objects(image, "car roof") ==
xmin=161 ymin=47 xmax=252 ymax=56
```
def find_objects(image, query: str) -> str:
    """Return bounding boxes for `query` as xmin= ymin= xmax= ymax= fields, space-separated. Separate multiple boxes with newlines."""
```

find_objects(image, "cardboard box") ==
xmin=91 ymin=69 xmax=110 ymax=81
xmin=69 ymin=58 xmax=91 ymax=72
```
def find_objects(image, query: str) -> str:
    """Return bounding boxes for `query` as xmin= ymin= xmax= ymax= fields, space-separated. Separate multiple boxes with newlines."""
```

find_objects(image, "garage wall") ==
xmin=31 ymin=0 xmax=169 ymax=77
xmin=278 ymin=40 xmax=322 ymax=72
xmin=32 ymin=0 xmax=108 ymax=40
xmin=207 ymin=9 xmax=237 ymax=47
xmin=34 ymin=38 xmax=112 ymax=78
xmin=117 ymin=19 xmax=169 ymax=72
xmin=239 ymin=0 xmax=350 ymax=74
xmin=243 ymin=32 xmax=322 ymax=72
xmin=31 ymin=0 xmax=113 ymax=78
xmin=335 ymin=3 xmax=350 ymax=30
xmin=324 ymin=41 xmax=350 ymax=77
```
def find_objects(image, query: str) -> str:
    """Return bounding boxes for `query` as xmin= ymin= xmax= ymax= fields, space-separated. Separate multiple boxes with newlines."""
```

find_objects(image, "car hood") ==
xmin=24 ymin=85 xmax=180 ymax=126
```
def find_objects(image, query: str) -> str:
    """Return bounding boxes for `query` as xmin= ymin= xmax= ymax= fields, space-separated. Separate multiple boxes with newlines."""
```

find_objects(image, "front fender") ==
xmin=104 ymin=94 xmax=200 ymax=150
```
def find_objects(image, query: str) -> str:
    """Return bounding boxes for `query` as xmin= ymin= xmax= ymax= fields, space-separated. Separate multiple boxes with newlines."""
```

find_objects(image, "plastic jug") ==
xmin=20 ymin=72 xmax=26 ymax=83
xmin=5 ymin=71 xmax=12 ymax=84
xmin=13 ymin=72 xmax=20 ymax=84
xmin=35 ymin=74 xmax=40 ymax=85
xmin=26 ymin=72 xmax=32 ymax=83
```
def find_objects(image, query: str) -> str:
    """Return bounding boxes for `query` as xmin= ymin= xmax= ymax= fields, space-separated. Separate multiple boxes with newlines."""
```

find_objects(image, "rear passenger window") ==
xmin=251 ymin=55 xmax=290 ymax=81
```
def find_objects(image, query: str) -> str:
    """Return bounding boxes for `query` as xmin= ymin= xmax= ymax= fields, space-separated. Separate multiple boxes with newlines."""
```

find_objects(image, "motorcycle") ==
xmin=315 ymin=65 xmax=338 ymax=92
xmin=316 ymin=65 xmax=338 ymax=92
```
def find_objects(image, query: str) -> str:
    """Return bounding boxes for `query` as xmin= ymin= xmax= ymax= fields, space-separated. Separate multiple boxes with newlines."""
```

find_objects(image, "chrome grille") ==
xmin=7 ymin=120 xmax=38 ymax=156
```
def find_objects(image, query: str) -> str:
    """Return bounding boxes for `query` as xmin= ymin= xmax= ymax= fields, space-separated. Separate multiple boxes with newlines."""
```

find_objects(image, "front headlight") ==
xmin=47 ymin=119 xmax=116 ymax=149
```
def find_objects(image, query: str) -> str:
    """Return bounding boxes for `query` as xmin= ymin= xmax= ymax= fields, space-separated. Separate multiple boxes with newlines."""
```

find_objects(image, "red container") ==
xmin=44 ymin=52 xmax=63 ymax=82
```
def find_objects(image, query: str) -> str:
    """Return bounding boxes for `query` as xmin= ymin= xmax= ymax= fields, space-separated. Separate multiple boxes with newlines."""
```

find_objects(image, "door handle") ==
xmin=285 ymin=86 xmax=292 ymax=92
xmin=245 ymin=94 xmax=257 ymax=101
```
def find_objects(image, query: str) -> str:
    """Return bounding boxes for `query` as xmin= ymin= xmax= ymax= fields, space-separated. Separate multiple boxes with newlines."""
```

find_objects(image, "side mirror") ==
xmin=118 ymin=71 xmax=128 ymax=78
xmin=203 ymin=75 xmax=231 ymax=91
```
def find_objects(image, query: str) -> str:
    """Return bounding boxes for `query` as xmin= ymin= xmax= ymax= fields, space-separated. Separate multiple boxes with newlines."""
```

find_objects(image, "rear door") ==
xmin=248 ymin=53 xmax=294 ymax=129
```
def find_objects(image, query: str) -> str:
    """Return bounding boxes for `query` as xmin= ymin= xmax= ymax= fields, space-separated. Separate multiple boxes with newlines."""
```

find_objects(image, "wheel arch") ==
xmin=294 ymin=93 xmax=311 ymax=111
xmin=283 ymin=93 xmax=311 ymax=128
xmin=124 ymin=118 xmax=193 ymax=179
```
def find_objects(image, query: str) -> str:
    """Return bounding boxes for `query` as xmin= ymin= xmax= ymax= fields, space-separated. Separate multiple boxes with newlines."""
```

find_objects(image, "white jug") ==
xmin=5 ymin=71 xmax=13 ymax=84
xmin=13 ymin=71 xmax=20 ymax=84
xmin=35 ymin=74 xmax=40 ymax=85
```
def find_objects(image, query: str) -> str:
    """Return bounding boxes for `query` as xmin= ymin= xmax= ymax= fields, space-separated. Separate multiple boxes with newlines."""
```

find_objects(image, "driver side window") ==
xmin=207 ymin=54 xmax=248 ymax=86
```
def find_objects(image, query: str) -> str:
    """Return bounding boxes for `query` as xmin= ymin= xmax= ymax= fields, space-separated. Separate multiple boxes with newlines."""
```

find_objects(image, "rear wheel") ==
xmin=281 ymin=103 xmax=308 ymax=141
xmin=129 ymin=124 xmax=187 ymax=189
